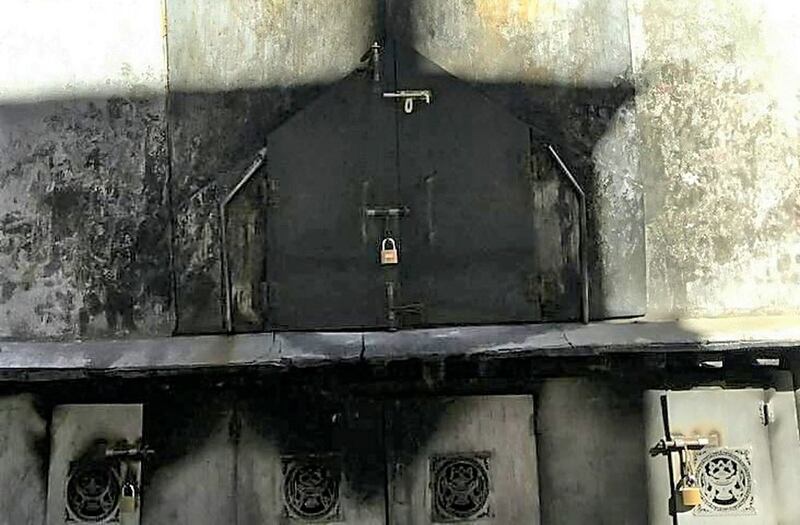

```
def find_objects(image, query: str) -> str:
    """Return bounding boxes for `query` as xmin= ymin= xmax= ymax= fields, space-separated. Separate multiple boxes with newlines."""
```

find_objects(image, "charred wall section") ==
xmin=0 ymin=1 xmax=172 ymax=341
xmin=2 ymin=0 xmax=799 ymax=335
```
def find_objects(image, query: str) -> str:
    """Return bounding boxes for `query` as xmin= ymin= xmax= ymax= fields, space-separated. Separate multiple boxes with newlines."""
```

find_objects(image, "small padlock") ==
xmin=380 ymin=238 xmax=399 ymax=265
xmin=680 ymin=485 xmax=702 ymax=507
xmin=119 ymin=482 xmax=137 ymax=513
xmin=679 ymin=447 xmax=702 ymax=508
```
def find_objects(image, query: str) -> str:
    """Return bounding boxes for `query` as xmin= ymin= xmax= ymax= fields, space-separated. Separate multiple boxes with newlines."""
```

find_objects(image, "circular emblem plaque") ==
xmin=66 ymin=463 xmax=121 ymax=522
xmin=432 ymin=456 xmax=490 ymax=521
xmin=697 ymin=449 xmax=753 ymax=512
xmin=283 ymin=461 xmax=340 ymax=520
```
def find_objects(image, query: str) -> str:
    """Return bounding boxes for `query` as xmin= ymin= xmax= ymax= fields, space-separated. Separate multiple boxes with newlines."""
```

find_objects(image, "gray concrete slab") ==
xmin=0 ymin=317 xmax=799 ymax=381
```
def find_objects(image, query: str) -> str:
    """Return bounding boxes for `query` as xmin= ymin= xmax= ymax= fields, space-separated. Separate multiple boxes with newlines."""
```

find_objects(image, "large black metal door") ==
xmin=394 ymin=45 xmax=579 ymax=326
xmin=265 ymin=76 xmax=397 ymax=330
xmin=263 ymin=43 xmax=579 ymax=330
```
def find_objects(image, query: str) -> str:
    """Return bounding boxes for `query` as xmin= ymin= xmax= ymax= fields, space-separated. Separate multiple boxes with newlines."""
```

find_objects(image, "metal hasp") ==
xmin=546 ymin=145 xmax=589 ymax=324
xmin=364 ymin=205 xmax=410 ymax=218
xmin=383 ymin=90 xmax=433 ymax=114
xmin=220 ymin=146 xmax=268 ymax=333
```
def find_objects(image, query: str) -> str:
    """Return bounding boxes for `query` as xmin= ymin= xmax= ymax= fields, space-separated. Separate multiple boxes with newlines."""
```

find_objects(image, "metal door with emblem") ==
xmin=235 ymin=394 xmax=386 ymax=524
xmin=645 ymin=375 xmax=800 ymax=524
xmin=386 ymin=396 xmax=540 ymax=524
xmin=46 ymin=404 xmax=145 ymax=525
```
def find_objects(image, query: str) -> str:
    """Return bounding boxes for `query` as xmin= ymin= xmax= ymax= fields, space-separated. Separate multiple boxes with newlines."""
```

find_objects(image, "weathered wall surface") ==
xmin=2 ymin=0 xmax=799 ymax=340
xmin=0 ymin=0 xmax=172 ymax=340
xmin=0 ymin=395 xmax=47 ymax=525
xmin=631 ymin=0 xmax=800 ymax=317
xmin=167 ymin=0 xmax=378 ymax=333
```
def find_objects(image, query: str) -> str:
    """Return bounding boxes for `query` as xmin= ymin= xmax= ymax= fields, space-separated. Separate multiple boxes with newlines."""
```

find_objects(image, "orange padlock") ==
xmin=380 ymin=238 xmax=399 ymax=265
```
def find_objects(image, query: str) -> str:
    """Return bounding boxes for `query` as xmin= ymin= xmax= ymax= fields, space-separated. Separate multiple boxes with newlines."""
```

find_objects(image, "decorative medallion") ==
xmin=430 ymin=453 xmax=491 ymax=522
xmin=694 ymin=448 xmax=755 ymax=515
xmin=282 ymin=455 xmax=342 ymax=522
xmin=65 ymin=461 xmax=121 ymax=522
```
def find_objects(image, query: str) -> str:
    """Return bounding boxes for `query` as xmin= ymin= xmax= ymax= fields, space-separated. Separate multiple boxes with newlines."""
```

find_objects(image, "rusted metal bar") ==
xmin=220 ymin=146 xmax=268 ymax=333
xmin=546 ymin=145 xmax=589 ymax=324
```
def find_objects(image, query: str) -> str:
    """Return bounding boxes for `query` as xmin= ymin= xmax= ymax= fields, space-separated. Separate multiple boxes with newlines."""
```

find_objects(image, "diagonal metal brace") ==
xmin=546 ymin=145 xmax=589 ymax=324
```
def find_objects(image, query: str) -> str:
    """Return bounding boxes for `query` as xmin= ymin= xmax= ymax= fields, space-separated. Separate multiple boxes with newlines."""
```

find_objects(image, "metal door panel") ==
xmin=266 ymin=75 xmax=397 ymax=330
xmin=645 ymin=389 xmax=778 ymax=525
xmin=46 ymin=404 xmax=143 ymax=525
xmin=395 ymin=46 xmax=580 ymax=326
xmin=387 ymin=396 xmax=540 ymax=524
xmin=769 ymin=373 xmax=800 ymax=524
xmin=236 ymin=396 xmax=386 ymax=524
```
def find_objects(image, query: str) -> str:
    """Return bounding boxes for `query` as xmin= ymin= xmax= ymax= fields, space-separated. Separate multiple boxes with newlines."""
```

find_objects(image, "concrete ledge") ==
xmin=0 ymin=316 xmax=799 ymax=381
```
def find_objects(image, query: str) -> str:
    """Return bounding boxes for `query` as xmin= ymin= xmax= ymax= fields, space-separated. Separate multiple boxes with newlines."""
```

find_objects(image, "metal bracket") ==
xmin=383 ymin=90 xmax=432 ymax=114
xmin=364 ymin=205 xmax=410 ymax=218
xmin=385 ymin=281 xmax=424 ymax=331
xmin=546 ymin=145 xmax=589 ymax=324
xmin=759 ymin=401 xmax=775 ymax=426
xmin=220 ymin=146 xmax=268 ymax=333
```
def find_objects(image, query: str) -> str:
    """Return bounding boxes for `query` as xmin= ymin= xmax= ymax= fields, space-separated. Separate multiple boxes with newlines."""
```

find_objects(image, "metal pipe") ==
xmin=546 ymin=145 xmax=589 ymax=324
xmin=220 ymin=146 xmax=268 ymax=333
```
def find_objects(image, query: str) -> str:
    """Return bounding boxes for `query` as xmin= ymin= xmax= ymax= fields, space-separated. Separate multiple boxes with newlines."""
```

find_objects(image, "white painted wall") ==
xmin=0 ymin=0 xmax=167 ymax=103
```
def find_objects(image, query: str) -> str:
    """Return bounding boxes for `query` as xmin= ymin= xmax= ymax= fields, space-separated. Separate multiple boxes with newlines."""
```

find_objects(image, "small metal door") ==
xmin=46 ymin=404 xmax=144 ymax=525
xmin=235 ymin=395 xmax=386 ymax=524
xmin=645 ymin=378 xmax=800 ymax=525
xmin=386 ymin=396 xmax=540 ymax=524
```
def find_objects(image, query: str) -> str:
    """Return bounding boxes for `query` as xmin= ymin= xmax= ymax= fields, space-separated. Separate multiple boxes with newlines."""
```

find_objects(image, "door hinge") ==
xmin=266 ymin=282 xmax=279 ymax=307
xmin=759 ymin=401 xmax=775 ymax=426
xmin=266 ymin=178 xmax=279 ymax=207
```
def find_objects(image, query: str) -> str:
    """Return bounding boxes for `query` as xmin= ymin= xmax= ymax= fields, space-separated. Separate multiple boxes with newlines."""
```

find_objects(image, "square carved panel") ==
xmin=694 ymin=448 xmax=755 ymax=516
xmin=430 ymin=453 xmax=492 ymax=522
xmin=281 ymin=454 xmax=343 ymax=522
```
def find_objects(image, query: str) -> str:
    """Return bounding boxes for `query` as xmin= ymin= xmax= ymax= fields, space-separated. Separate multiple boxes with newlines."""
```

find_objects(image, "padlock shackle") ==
xmin=381 ymin=238 xmax=396 ymax=249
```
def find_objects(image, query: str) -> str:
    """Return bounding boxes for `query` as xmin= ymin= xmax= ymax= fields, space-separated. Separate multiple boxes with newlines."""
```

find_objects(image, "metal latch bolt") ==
xmin=382 ymin=90 xmax=433 ymax=113
xmin=649 ymin=437 xmax=713 ymax=456
xmin=651 ymin=435 xmax=715 ymax=509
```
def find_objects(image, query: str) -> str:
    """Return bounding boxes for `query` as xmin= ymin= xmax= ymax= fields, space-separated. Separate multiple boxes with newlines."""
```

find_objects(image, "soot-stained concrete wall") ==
xmin=0 ymin=395 xmax=47 ymax=525
xmin=2 ymin=0 xmax=799 ymax=341
xmin=0 ymin=379 xmax=650 ymax=525
xmin=166 ymin=0 xmax=378 ymax=333
xmin=0 ymin=1 xmax=173 ymax=341
xmin=0 ymin=99 xmax=173 ymax=340
xmin=630 ymin=0 xmax=800 ymax=317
